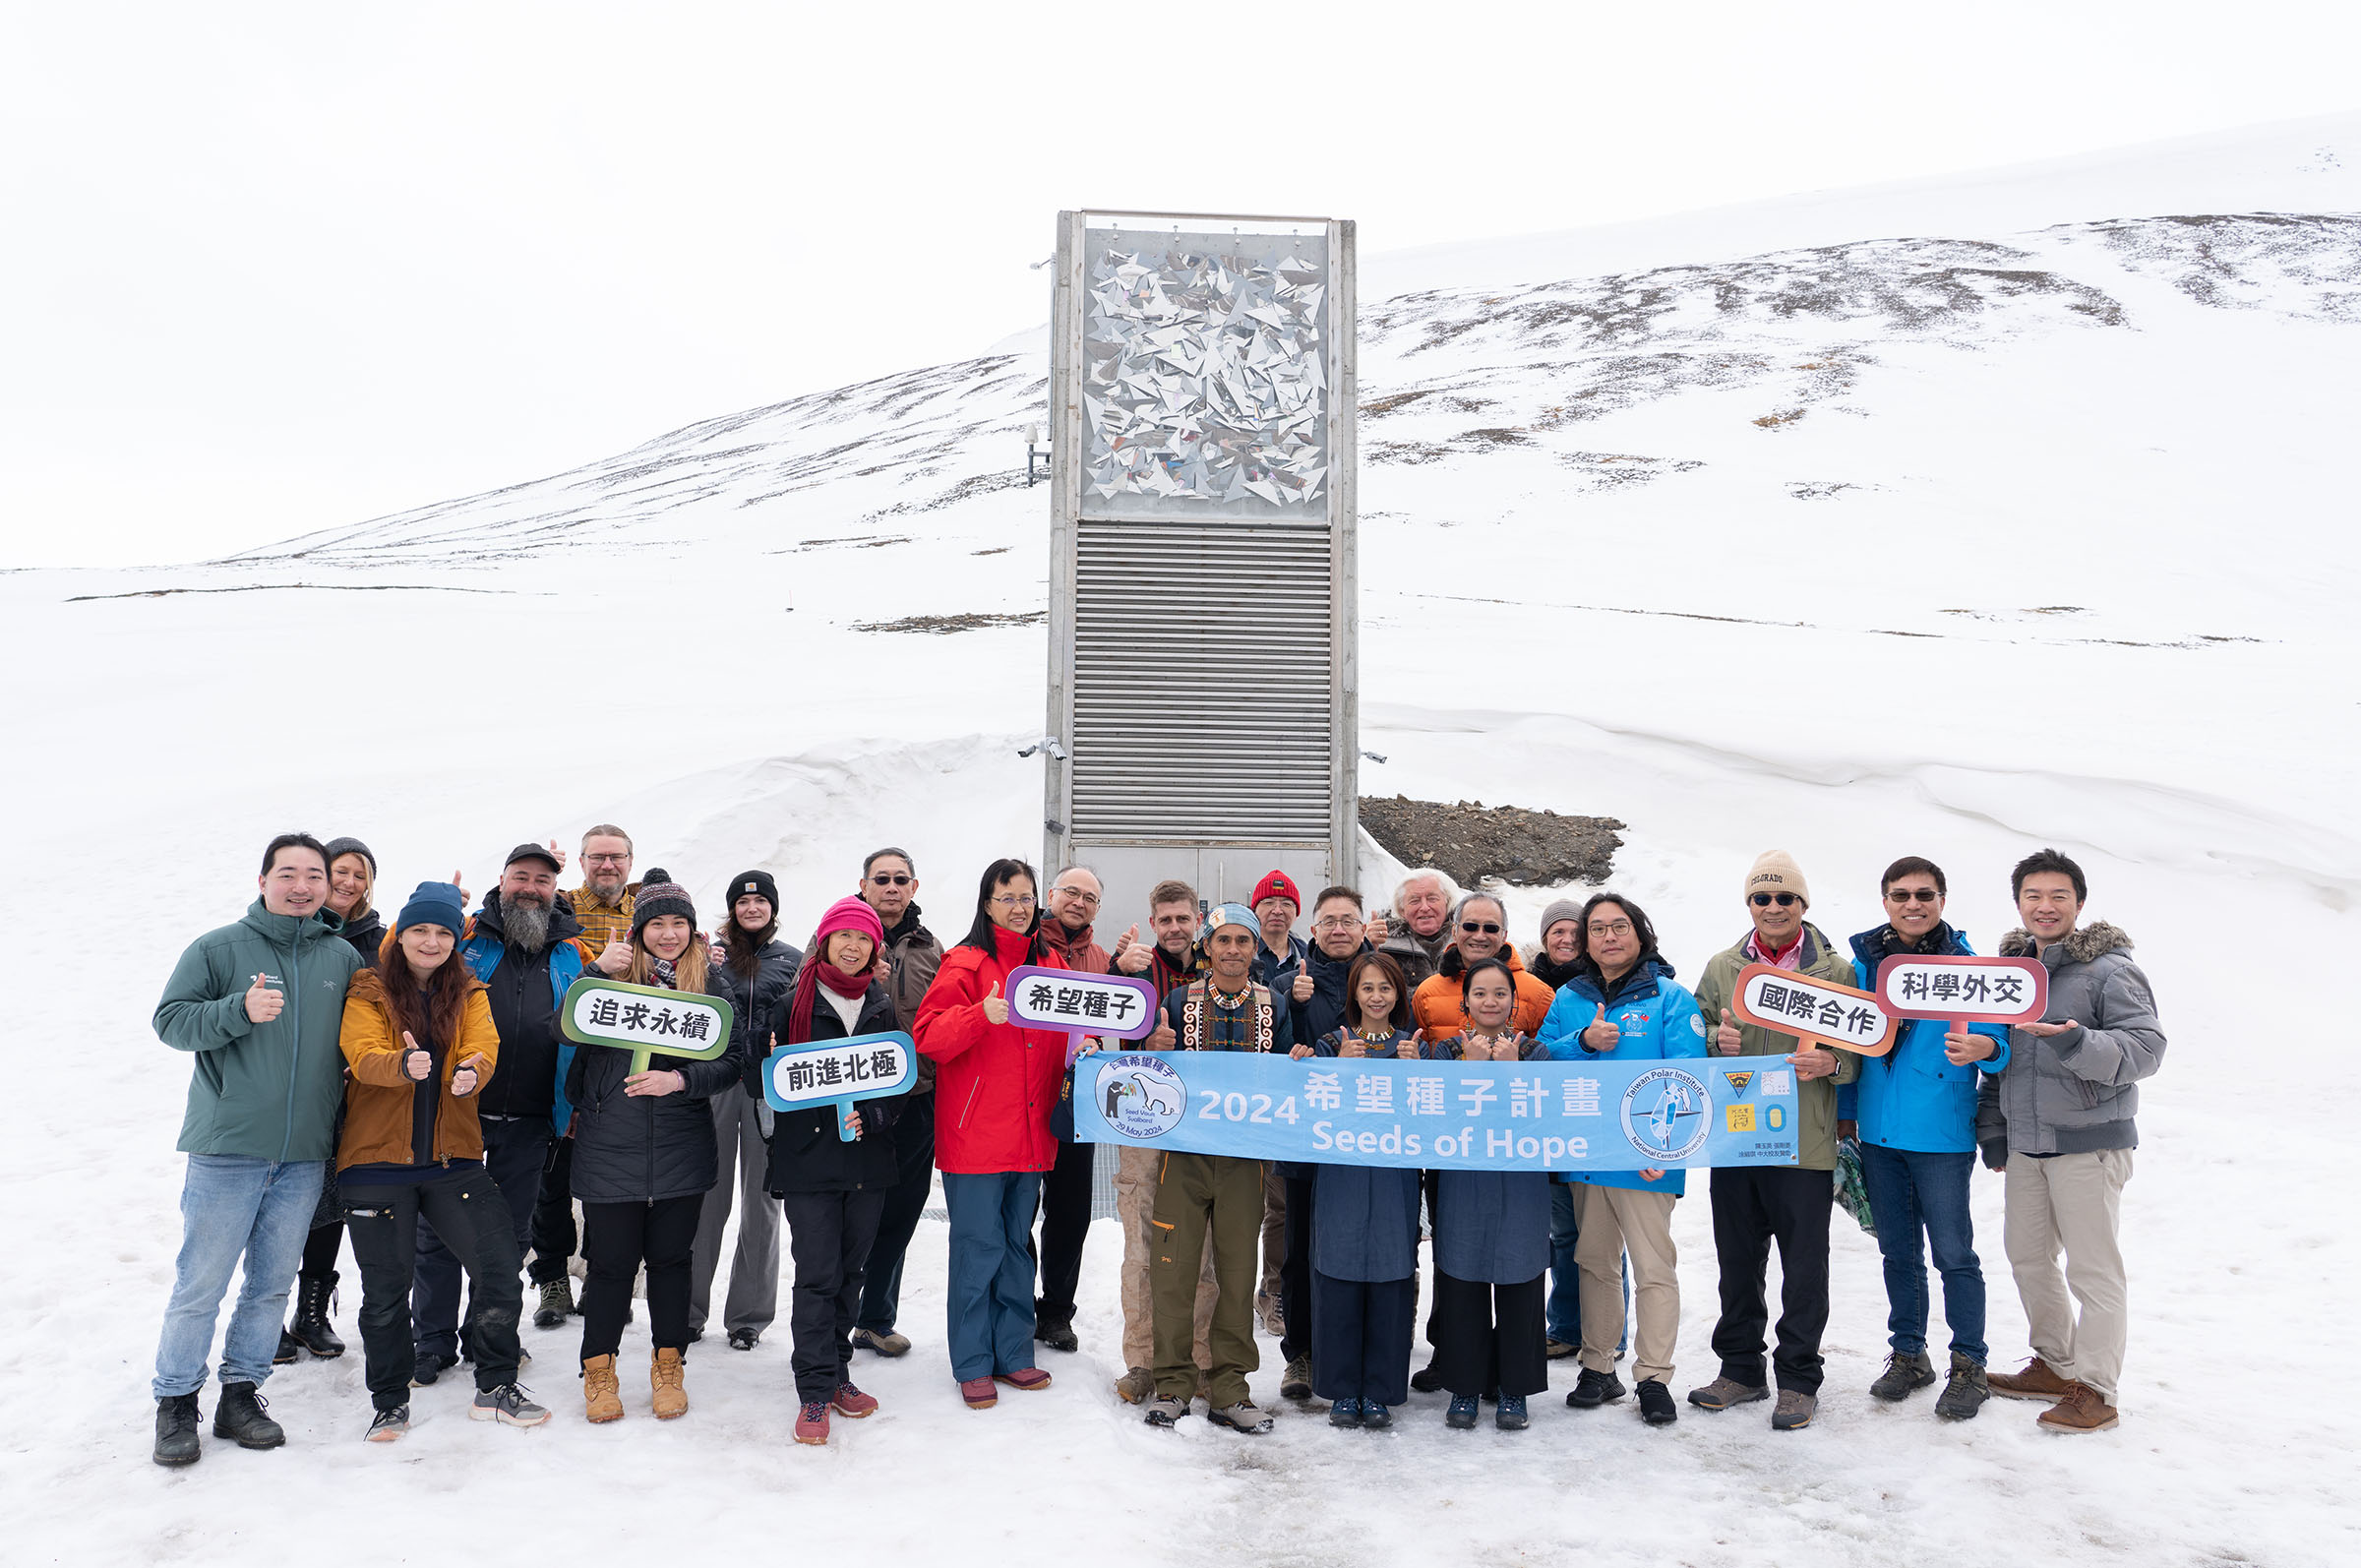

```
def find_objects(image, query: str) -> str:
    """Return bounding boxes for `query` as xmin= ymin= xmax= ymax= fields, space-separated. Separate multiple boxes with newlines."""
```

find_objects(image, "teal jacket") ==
xmin=154 ymin=900 xmax=364 ymax=1162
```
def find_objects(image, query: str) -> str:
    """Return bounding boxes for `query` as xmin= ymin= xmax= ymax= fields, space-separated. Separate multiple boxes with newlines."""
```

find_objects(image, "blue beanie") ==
xmin=395 ymin=881 xmax=468 ymax=936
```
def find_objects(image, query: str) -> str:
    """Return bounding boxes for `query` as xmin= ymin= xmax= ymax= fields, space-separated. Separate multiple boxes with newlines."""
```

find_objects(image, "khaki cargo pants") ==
xmin=1115 ymin=1145 xmax=1213 ymax=1375
xmin=1147 ymin=1150 xmax=1263 ymax=1407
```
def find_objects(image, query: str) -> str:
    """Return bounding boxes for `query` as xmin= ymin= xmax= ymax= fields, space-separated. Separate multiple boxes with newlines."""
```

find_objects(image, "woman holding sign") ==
xmin=335 ymin=881 xmax=548 ymax=1441
xmin=1289 ymin=950 xmax=1423 ymax=1429
xmin=1425 ymin=958 xmax=1551 ymax=1431
xmin=913 ymin=858 xmax=1067 ymax=1412
xmin=767 ymin=895 xmax=903 ymax=1446
xmin=565 ymin=872 xmax=745 ymax=1423
xmin=1537 ymin=893 xmax=1704 ymax=1430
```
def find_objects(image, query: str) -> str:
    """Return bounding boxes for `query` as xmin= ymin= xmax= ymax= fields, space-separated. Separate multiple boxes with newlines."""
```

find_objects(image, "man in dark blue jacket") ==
xmin=412 ymin=843 xmax=598 ymax=1378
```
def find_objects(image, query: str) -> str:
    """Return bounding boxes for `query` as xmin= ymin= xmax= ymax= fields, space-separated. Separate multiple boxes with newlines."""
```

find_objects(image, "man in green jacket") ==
xmin=1687 ymin=850 xmax=1859 ymax=1432
xmin=149 ymin=833 xmax=364 ymax=1467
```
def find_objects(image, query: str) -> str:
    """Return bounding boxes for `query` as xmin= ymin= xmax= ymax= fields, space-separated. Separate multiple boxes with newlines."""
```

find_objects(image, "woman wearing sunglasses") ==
xmin=1407 ymin=891 xmax=1555 ymax=1043
xmin=1689 ymin=850 xmax=1861 ymax=1434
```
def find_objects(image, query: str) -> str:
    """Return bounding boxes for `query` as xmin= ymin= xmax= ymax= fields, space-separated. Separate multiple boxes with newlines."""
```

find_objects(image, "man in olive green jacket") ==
xmin=149 ymin=833 xmax=364 ymax=1467
xmin=1687 ymin=850 xmax=1859 ymax=1432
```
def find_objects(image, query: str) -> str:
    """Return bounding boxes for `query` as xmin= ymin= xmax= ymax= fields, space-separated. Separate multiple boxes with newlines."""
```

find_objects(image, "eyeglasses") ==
xmin=990 ymin=894 xmax=1037 ymax=909
xmin=870 ymin=873 xmax=913 ymax=887
xmin=1587 ymin=920 xmax=1633 ymax=937
xmin=1052 ymin=887 xmax=1099 ymax=905
xmin=1459 ymin=922 xmax=1501 ymax=935
xmin=1311 ymin=915 xmax=1362 ymax=931
xmin=584 ymin=854 xmax=630 ymax=866
xmin=1749 ymin=892 xmax=1799 ymax=907
xmin=1885 ymin=888 xmax=1941 ymax=904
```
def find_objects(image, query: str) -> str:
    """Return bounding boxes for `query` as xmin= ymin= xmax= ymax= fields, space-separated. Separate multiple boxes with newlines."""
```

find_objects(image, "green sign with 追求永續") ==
xmin=558 ymin=977 xmax=734 ymax=1074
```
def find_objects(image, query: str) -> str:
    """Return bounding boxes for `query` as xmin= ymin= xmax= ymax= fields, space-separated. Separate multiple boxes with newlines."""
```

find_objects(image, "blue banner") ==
xmin=1071 ymin=1050 xmax=1800 ymax=1173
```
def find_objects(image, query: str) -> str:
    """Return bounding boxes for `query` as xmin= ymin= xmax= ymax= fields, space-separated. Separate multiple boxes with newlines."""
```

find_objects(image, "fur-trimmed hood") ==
xmin=1998 ymin=922 xmax=2133 ymax=964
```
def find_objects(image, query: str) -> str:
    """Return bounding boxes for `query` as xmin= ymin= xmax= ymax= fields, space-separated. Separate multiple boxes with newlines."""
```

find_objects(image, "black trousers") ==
xmin=579 ymin=1195 xmax=701 ymax=1361
xmin=1310 ymin=1269 xmax=1413 ymax=1406
xmin=1280 ymin=1173 xmax=1315 ymax=1362
xmin=1709 ymin=1165 xmax=1836 ymax=1394
xmin=857 ymin=1092 xmax=935 ymax=1335
xmin=344 ymin=1171 xmax=522 ymax=1410
xmin=781 ymin=1188 xmax=888 ymax=1403
xmin=528 ymin=1135 xmax=577 ymax=1287
xmin=1421 ymin=1170 xmax=1442 ymax=1352
xmin=1432 ymin=1269 xmax=1546 ymax=1400
xmin=298 ymin=1212 xmax=345 ymax=1285
xmin=1031 ymin=1133 xmax=1096 ymax=1321
xmin=413 ymin=1116 xmax=548 ymax=1357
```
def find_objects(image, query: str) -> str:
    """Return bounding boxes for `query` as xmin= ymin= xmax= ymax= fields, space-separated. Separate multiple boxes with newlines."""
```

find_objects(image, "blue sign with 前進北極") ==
xmin=763 ymin=1030 xmax=915 ymax=1142
xmin=1071 ymin=1050 xmax=1799 ymax=1173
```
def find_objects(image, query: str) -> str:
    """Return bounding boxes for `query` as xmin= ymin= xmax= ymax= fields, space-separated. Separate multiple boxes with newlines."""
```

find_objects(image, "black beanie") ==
xmin=727 ymin=870 xmax=780 ymax=914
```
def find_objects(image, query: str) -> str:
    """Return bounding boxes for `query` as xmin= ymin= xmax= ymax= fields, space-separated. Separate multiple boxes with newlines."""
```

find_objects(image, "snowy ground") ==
xmin=4 ymin=115 xmax=2358 ymax=1566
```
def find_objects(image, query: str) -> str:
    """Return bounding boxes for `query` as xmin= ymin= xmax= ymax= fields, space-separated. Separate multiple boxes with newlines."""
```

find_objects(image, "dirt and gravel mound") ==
xmin=1359 ymin=795 xmax=1623 ymax=887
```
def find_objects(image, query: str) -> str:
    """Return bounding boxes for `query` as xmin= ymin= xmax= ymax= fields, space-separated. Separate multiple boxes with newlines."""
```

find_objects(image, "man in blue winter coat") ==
xmin=1846 ymin=856 xmax=2009 ymax=1421
xmin=150 ymin=833 xmax=365 ymax=1467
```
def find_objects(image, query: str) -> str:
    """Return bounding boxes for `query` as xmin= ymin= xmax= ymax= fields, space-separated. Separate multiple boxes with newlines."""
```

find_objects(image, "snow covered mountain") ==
xmin=7 ymin=114 xmax=2358 ymax=1567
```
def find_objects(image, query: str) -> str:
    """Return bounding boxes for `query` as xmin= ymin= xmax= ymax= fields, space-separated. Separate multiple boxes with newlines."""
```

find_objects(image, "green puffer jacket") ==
xmin=1692 ymin=922 xmax=1861 ymax=1173
xmin=154 ymin=900 xmax=364 ymax=1162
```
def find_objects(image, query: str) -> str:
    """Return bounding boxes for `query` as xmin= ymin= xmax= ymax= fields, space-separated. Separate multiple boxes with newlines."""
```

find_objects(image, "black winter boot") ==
xmin=273 ymin=1330 xmax=301 ymax=1365
xmin=212 ymin=1382 xmax=285 ymax=1450
xmin=288 ymin=1273 xmax=345 ymax=1358
xmin=153 ymin=1394 xmax=202 ymax=1467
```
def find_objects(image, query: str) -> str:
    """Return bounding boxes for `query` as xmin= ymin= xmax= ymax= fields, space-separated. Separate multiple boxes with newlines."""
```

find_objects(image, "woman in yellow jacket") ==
xmin=337 ymin=882 xmax=550 ymax=1442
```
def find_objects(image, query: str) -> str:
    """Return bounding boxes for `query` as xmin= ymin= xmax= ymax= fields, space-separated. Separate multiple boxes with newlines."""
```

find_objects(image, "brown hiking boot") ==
xmin=1987 ymin=1356 xmax=2076 ymax=1402
xmin=1115 ymin=1366 xmax=1155 ymax=1404
xmin=582 ymin=1355 xmax=624 ymax=1423
xmin=2036 ymin=1382 xmax=2119 ymax=1433
xmin=651 ymin=1348 xmax=688 ymax=1419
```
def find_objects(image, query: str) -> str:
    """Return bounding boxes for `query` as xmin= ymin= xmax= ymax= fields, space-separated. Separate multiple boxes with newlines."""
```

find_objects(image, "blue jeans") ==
xmin=1548 ymin=1181 xmax=1627 ymax=1352
xmin=1858 ymin=1143 xmax=1986 ymax=1363
xmin=152 ymin=1156 xmax=326 ymax=1399
xmin=941 ymin=1171 xmax=1041 ymax=1382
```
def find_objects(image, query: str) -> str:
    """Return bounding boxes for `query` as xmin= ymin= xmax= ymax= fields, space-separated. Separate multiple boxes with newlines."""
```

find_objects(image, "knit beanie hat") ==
xmin=631 ymin=869 xmax=696 ymax=936
xmin=324 ymin=836 xmax=378 ymax=875
xmin=727 ymin=869 xmax=781 ymax=915
xmin=1250 ymin=870 xmax=1302 ymax=912
xmin=395 ymin=880 xmax=467 ymax=936
xmin=1539 ymin=898 xmax=1584 ymax=942
xmin=811 ymin=894 xmax=886 ymax=956
xmin=1744 ymin=850 xmax=1810 ymax=907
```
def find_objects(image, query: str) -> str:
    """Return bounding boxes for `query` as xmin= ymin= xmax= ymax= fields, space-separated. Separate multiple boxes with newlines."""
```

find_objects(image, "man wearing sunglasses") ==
xmin=1030 ymin=868 xmax=1114 ymax=1355
xmin=849 ymin=848 xmax=945 ymax=1358
xmin=1846 ymin=857 xmax=2009 ymax=1421
xmin=1690 ymin=850 xmax=1859 ymax=1432
xmin=1408 ymin=891 xmax=1554 ymax=1040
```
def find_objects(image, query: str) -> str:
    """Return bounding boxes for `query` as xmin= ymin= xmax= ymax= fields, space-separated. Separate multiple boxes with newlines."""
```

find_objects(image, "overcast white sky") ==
xmin=4 ymin=1 xmax=2357 ymax=568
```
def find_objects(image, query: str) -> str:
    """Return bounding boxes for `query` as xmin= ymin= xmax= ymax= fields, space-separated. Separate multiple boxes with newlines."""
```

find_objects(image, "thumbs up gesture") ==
xmin=452 ymin=870 xmax=472 ymax=909
xmin=451 ymin=1054 xmax=489 ymax=1097
xmin=401 ymin=1030 xmax=433 ymax=1082
xmin=981 ymin=981 xmax=1010 ymax=1026
xmin=1112 ymin=923 xmax=1139 ymax=957
xmin=243 ymin=972 xmax=283 ymax=1024
xmin=547 ymin=838 xmax=568 ymax=871
xmin=1716 ymin=1007 xmax=1743 ymax=1055
xmin=1581 ymin=1002 xmax=1620 ymax=1053
xmin=596 ymin=937 xmax=635 ymax=976
xmin=1291 ymin=969 xmax=1315 ymax=1003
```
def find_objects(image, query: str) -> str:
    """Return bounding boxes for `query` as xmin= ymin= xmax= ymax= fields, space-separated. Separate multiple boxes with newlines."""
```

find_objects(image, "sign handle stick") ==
xmin=1067 ymin=1029 xmax=1090 ymax=1068
xmin=836 ymin=1099 xmax=858 ymax=1143
xmin=632 ymin=1046 xmax=653 ymax=1075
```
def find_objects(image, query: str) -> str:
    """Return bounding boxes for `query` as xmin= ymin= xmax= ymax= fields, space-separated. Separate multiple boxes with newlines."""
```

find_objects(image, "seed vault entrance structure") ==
xmin=1043 ymin=211 xmax=1358 ymax=926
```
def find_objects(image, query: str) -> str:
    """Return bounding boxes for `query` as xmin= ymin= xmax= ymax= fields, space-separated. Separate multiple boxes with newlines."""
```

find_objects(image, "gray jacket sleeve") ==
xmin=2050 ymin=958 xmax=2166 ymax=1088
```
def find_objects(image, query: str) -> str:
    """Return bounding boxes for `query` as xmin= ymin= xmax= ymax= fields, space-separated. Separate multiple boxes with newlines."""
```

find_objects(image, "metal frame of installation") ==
xmin=1043 ymin=209 xmax=1359 ymax=925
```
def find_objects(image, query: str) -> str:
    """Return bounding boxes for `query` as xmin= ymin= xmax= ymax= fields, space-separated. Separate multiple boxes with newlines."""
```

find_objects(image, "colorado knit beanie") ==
xmin=1539 ymin=898 xmax=1584 ymax=942
xmin=1744 ymin=850 xmax=1810 ymax=907
xmin=1250 ymin=870 xmax=1302 ymax=912
xmin=631 ymin=869 xmax=696 ymax=935
xmin=395 ymin=880 xmax=467 ymax=936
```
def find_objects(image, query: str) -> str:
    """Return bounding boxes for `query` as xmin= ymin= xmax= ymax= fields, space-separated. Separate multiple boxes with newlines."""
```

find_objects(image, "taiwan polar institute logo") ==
xmin=1620 ymin=1065 xmax=1711 ymax=1164
xmin=1093 ymin=1055 xmax=1187 ymax=1140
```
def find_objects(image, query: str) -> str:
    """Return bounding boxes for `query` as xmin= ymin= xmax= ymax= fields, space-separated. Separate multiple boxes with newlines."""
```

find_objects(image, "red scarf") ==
xmin=785 ymin=955 xmax=876 ymax=1047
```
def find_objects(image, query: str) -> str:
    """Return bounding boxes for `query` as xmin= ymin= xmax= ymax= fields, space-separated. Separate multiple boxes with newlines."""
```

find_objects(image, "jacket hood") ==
xmin=1998 ymin=922 xmax=2133 ymax=964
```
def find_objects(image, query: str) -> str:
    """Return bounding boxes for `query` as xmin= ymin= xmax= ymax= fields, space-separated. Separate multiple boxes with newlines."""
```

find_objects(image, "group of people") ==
xmin=147 ymin=827 xmax=2164 ymax=1466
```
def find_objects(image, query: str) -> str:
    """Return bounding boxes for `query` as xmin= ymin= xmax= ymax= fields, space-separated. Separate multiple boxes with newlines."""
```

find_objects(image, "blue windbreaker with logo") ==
xmin=1538 ymin=956 xmax=1707 ymax=1196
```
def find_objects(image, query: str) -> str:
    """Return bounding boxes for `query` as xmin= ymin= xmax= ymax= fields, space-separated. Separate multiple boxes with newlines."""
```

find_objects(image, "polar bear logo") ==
xmin=1095 ymin=1058 xmax=1186 ymax=1138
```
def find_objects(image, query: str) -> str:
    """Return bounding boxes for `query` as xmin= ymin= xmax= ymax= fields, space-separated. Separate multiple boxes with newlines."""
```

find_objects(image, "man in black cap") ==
xmin=411 ymin=842 xmax=605 ymax=1380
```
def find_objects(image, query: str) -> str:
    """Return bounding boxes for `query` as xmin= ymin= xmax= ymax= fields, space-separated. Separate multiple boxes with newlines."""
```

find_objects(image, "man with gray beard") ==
xmin=411 ymin=843 xmax=604 ymax=1380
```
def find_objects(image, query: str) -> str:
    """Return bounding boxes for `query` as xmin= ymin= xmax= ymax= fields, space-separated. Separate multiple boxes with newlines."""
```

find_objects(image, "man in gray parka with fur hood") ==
xmin=1974 ymin=848 xmax=2165 ymax=1435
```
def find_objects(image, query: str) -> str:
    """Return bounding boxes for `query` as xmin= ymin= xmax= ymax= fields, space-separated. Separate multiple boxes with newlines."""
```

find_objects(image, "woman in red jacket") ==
xmin=913 ymin=858 xmax=1068 ymax=1410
